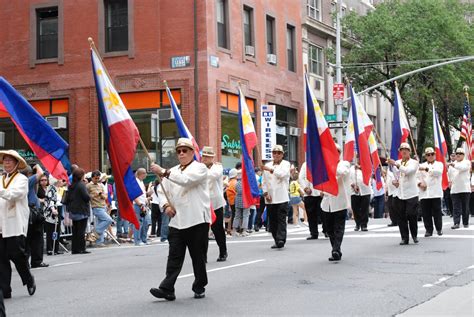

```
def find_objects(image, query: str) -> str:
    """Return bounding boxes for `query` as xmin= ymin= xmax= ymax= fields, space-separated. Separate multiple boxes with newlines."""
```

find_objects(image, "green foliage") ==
xmin=342 ymin=0 xmax=474 ymax=155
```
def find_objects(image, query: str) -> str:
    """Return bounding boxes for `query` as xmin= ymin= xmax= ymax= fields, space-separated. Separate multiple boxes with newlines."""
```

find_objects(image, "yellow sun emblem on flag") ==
xmin=103 ymin=87 xmax=122 ymax=112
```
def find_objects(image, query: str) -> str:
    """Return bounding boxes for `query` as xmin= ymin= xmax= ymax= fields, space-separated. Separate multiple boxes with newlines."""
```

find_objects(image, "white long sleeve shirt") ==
xmin=321 ymin=160 xmax=351 ymax=213
xmin=262 ymin=159 xmax=291 ymax=204
xmin=448 ymin=159 xmax=471 ymax=194
xmin=418 ymin=161 xmax=444 ymax=200
xmin=158 ymin=161 xmax=211 ymax=229
xmin=207 ymin=163 xmax=226 ymax=210
xmin=349 ymin=166 xmax=373 ymax=196
xmin=386 ymin=170 xmax=398 ymax=198
xmin=395 ymin=158 xmax=419 ymax=200
xmin=298 ymin=162 xmax=321 ymax=197
xmin=0 ymin=173 xmax=29 ymax=238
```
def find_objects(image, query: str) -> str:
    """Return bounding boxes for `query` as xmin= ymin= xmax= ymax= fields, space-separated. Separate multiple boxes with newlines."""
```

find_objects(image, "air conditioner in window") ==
xmin=245 ymin=45 xmax=255 ymax=57
xmin=289 ymin=127 xmax=301 ymax=136
xmin=157 ymin=108 xmax=175 ymax=121
xmin=267 ymin=54 xmax=277 ymax=65
xmin=46 ymin=116 xmax=67 ymax=129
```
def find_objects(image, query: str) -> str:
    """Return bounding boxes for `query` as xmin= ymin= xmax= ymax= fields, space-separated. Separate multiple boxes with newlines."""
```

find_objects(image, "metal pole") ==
xmin=335 ymin=1 xmax=343 ymax=149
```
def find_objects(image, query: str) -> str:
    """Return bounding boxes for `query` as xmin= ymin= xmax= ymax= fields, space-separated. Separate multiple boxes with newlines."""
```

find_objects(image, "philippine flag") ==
xmin=166 ymin=86 xmax=201 ymax=161
xmin=390 ymin=85 xmax=411 ymax=160
xmin=0 ymin=77 xmax=70 ymax=181
xmin=432 ymin=104 xmax=449 ymax=190
xmin=238 ymin=88 xmax=259 ymax=208
xmin=344 ymin=86 xmax=373 ymax=185
xmin=91 ymin=50 xmax=142 ymax=229
xmin=304 ymin=74 xmax=339 ymax=195
xmin=368 ymin=131 xmax=383 ymax=190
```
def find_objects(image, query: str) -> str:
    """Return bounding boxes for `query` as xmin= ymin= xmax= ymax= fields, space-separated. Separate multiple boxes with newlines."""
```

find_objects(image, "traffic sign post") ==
xmin=328 ymin=121 xmax=347 ymax=129
xmin=324 ymin=114 xmax=337 ymax=121
xmin=333 ymin=83 xmax=345 ymax=100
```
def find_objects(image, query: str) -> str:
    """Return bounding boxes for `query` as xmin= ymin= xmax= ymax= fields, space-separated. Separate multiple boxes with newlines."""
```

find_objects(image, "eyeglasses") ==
xmin=456 ymin=153 xmax=464 ymax=155
xmin=272 ymin=151 xmax=283 ymax=154
xmin=177 ymin=149 xmax=189 ymax=154
xmin=425 ymin=153 xmax=435 ymax=156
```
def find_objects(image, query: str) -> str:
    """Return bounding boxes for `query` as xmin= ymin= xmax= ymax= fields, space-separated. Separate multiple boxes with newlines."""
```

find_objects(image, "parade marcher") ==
xmin=67 ymin=168 xmax=91 ymax=254
xmin=388 ymin=142 xmax=420 ymax=245
xmin=371 ymin=174 xmax=385 ymax=219
xmin=448 ymin=148 xmax=471 ymax=229
xmin=43 ymin=177 xmax=63 ymax=255
xmin=261 ymin=145 xmax=291 ymax=249
xmin=321 ymin=145 xmax=350 ymax=261
xmin=299 ymin=161 xmax=324 ymax=239
xmin=386 ymin=168 xmax=399 ymax=226
xmin=149 ymin=179 xmax=162 ymax=238
xmin=350 ymin=164 xmax=372 ymax=231
xmin=0 ymin=150 xmax=36 ymax=298
xmin=470 ymin=161 xmax=474 ymax=217
xmin=0 ymin=289 xmax=4 ymax=317
xmin=132 ymin=168 xmax=151 ymax=246
xmin=149 ymin=138 xmax=210 ymax=300
xmin=417 ymin=147 xmax=444 ymax=236
xmin=202 ymin=146 xmax=228 ymax=262
xmin=87 ymin=170 xmax=113 ymax=247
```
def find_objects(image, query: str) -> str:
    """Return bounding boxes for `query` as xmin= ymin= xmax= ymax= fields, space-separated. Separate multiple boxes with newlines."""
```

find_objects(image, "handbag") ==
xmin=29 ymin=204 xmax=45 ymax=225
xmin=60 ymin=190 xmax=69 ymax=205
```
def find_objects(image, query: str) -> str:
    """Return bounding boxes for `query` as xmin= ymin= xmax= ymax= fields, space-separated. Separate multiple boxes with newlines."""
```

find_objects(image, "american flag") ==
xmin=460 ymin=93 xmax=472 ymax=161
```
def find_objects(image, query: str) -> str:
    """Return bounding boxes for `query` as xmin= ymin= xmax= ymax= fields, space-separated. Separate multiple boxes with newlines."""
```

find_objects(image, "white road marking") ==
xmin=422 ymin=264 xmax=474 ymax=288
xmin=177 ymin=259 xmax=265 ymax=279
xmin=50 ymin=261 xmax=82 ymax=268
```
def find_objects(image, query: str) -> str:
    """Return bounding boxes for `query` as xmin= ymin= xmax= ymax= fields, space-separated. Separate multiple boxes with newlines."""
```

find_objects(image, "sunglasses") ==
xmin=425 ymin=153 xmax=435 ymax=156
xmin=272 ymin=151 xmax=283 ymax=154
xmin=456 ymin=153 xmax=464 ymax=155
xmin=177 ymin=148 xmax=189 ymax=154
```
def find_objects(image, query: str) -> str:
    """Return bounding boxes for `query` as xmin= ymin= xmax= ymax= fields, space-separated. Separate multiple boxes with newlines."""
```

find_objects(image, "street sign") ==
xmin=333 ymin=83 xmax=345 ymax=100
xmin=328 ymin=121 xmax=347 ymax=129
xmin=324 ymin=114 xmax=337 ymax=121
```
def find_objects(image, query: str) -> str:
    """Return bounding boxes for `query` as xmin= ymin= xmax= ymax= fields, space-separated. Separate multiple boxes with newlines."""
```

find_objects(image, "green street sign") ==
xmin=324 ymin=114 xmax=337 ymax=121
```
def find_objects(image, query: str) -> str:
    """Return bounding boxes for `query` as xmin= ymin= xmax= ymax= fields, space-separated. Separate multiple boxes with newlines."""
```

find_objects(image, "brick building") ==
xmin=0 ymin=0 xmax=304 ymax=171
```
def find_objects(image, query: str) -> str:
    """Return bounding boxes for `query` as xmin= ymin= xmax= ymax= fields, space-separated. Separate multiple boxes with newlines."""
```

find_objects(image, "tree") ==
xmin=342 ymin=0 xmax=474 ymax=157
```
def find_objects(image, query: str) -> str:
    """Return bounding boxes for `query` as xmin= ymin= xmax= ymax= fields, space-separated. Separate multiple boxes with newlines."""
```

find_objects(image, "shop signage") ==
xmin=17 ymin=149 xmax=38 ymax=164
xmin=260 ymin=105 xmax=276 ymax=160
xmin=221 ymin=134 xmax=241 ymax=153
xmin=170 ymin=56 xmax=191 ymax=69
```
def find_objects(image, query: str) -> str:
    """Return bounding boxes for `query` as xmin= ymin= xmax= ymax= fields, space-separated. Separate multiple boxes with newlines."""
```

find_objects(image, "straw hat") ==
xmin=175 ymin=138 xmax=194 ymax=150
xmin=399 ymin=142 xmax=411 ymax=151
xmin=0 ymin=150 xmax=28 ymax=170
xmin=272 ymin=145 xmax=284 ymax=153
xmin=424 ymin=147 xmax=435 ymax=155
xmin=202 ymin=146 xmax=215 ymax=157
xmin=455 ymin=148 xmax=465 ymax=154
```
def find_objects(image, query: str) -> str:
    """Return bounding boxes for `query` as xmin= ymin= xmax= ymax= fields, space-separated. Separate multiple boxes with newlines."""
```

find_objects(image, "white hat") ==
xmin=175 ymin=138 xmax=194 ymax=150
xmin=272 ymin=145 xmax=284 ymax=153
xmin=424 ymin=147 xmax=435 ymax=155
xmin=228 ymin=168 xmax=238 ymax=179
xmin=455 ymin=148 xmax=465 ymax=154
xmin=0 ymin=150 xmax=28 ymax=170
xmin=201 ymin=146 xmax=215 ymax=157
xmin=399 ymin=142 xmax=411 ymax=151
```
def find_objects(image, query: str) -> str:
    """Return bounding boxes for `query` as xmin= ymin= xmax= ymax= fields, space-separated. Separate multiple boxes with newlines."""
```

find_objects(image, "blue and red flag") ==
xmin=166 ymin=86 xmax=201 ymax=161
xmin=0 ymin=77 xmax=70 ymax=181
xmin=91 ymin=49 xmax=141 ymax=229
xmin=432 ymin=104 xmax=449 ymax=190
xmin=390 ymin=86 xmax=410 ymax=160
xmin=304 ymin=73 xmax=339 ymax=195
xmin=238 ymin=88 xmax=260 ymax=208
xmin=344 ymin=86 xmax=374 ymax=185
xmin=368 ymin=131 xmax=383 ymax=190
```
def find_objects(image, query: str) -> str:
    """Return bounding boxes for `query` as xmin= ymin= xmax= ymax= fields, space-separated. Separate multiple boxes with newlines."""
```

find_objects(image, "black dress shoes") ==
xmin=276 ymin=240 xmax=285 ymax=248
xmin=387 ymin=223 xmax=397 ymax=227
xmin=31 ymin=262 xmax=49 ymax=268
xmin=3 ymin=292 xmax=11 ymax=299
xmin=437 ymin=230 xmax=443 ymax=236
xmin=306 ymin=235 xmax=318 ymax=240
xmin=27 ymin=277 xmax=36 ymax=296
xmin=451 ymin=224 xmax=460 ymax=229
xmin=361 ymin=227 xmax=368 ymax=232
xmin=354 ymin=225 xmax=360 ymax=231
xmin=424 ymin=232 xmax=432 ymax=237
xmin=413 ymin=238 xmax=419 ymax=244
xmin=399 ymin=240 xmax=409 ymax=245
xmin=271 ymin=244 xmax=279 ymax=249
xmin=194 ymin=292 xmax=205 ymax=299
xmin=217 ymin=252 xmax=228 ymax=262
xmin=149 ymin=288 xmax=176 ymax=301
xmin=328 ymin=251 xmax=341 ymax=262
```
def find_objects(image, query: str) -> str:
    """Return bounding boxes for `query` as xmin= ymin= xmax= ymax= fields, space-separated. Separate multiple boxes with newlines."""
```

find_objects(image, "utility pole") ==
xmin=335 ymin=0 xmax=343 ymax=149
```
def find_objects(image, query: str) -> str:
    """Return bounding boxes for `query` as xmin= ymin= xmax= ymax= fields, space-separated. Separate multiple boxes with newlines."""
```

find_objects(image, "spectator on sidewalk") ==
xmin=86 ymin=171 xmax=113 ymax=247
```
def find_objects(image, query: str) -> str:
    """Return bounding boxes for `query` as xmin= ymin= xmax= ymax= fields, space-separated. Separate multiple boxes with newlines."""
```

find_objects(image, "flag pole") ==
xmin=238 ymin=82 xmax=262 ymax=168
xmin=88 ymin=37 xmax=174 ymax=210
xmin=395 ymin=81 xmax=418 ymax=159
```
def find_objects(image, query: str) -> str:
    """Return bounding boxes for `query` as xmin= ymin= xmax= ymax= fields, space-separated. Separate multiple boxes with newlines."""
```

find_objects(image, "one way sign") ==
xmin=328 ymin=121 xmax=347 ymax=129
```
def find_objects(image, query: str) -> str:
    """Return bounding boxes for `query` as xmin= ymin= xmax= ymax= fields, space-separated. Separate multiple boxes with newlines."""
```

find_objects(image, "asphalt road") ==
xmin=4 ymin=217 xmax=474 ymax=316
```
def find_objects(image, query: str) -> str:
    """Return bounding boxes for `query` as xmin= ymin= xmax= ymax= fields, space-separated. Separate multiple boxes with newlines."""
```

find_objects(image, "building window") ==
xmin=36 ymin=7 xmax=58 ymax=59
xmin=286 ymin=25 xmax=295 ymax=72
xmin=309 ymin=44 xmax=323 ymax=76
xmin=105 ymin=0 xmax=128 ymax=52
xmin=331 ymin=2 xmax=337 ymax=28
xmin=307 ymin=0 xmax=321 ymax=21
xmin=243 ymin=6 xmax=254 ymax=47
xmin=266 ymin=15 xmax=275 ymax=55
xmin=217 ymin=0 xmax=228 ymax=49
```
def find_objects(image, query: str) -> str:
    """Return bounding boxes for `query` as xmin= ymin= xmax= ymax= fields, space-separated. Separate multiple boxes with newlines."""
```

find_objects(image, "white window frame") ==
xmin=307 ymin=0 xmax=321 ymax=21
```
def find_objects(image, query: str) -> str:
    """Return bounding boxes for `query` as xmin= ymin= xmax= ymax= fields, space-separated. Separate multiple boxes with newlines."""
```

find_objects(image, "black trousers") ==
xmin=255 ymin=195 xmax=266 ymax=229
xmin=451 ymin=193 xmax=470 ymax=226
xmin=396 ymin=196 xmax=419 ymax=241
xmin=0 ymin=288 xmax=5 ymax=317
xmin=387 ymin=196 xmax=399 ymax=225
xmin=304 ymin=196 xmax=323 ymax=237
xmin=150 ymin=204 xmax=162 ymax=236
xmin=324 ymin=210 xmax=346 ymax=256
xmin=267 ymin=202 xmax=288 ymax=245
xmin=26 ymin=223 xmax=44 ymax=266
xmin=421 ymin=198 xmax=443 ymax=233
xmin=443 ymin=188 xmax=453 ymax=216
xmin=45 ymin=221 xmax=61 ymax=253
xmin=351 ymin=194 xmax=370 ymax=228
xmin=0 ymin=235 xmax=34 ymax=295
xmin=470 ymin=192 xmax=474 ymax=216
xmin=159 ymin=222 xmax=209 ymax=294
xmin=210 ymin=207 xmax=227 ymax=257
xmin=72 ymin=218 xmax=88 ymax=253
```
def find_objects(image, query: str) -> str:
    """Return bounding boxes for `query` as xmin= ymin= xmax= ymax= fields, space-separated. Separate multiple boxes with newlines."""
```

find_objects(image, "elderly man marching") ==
xmin=201 ymin=146 xmax=228 ymax=262
xmin=299 ymin=162 xmax=324 ymax=239
xmin=321 ymin=145 xmax=351 ymax=261
xmin=0 ymin=150 xmax=36 ymax=299
xmin=261 ymin=145 xmax=291 ymax=249
xmin=388 ymin=142 xmax=420 ymax=245
xmin=349 ymin=164 xmax=372 ymax=231
xmin=417 ymin=147 xmax=444 ymax=237
xmin=448 ymin=148 xmax=471 ymax=229
xmin=149 ymin=138 xmax=210 ymax=301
